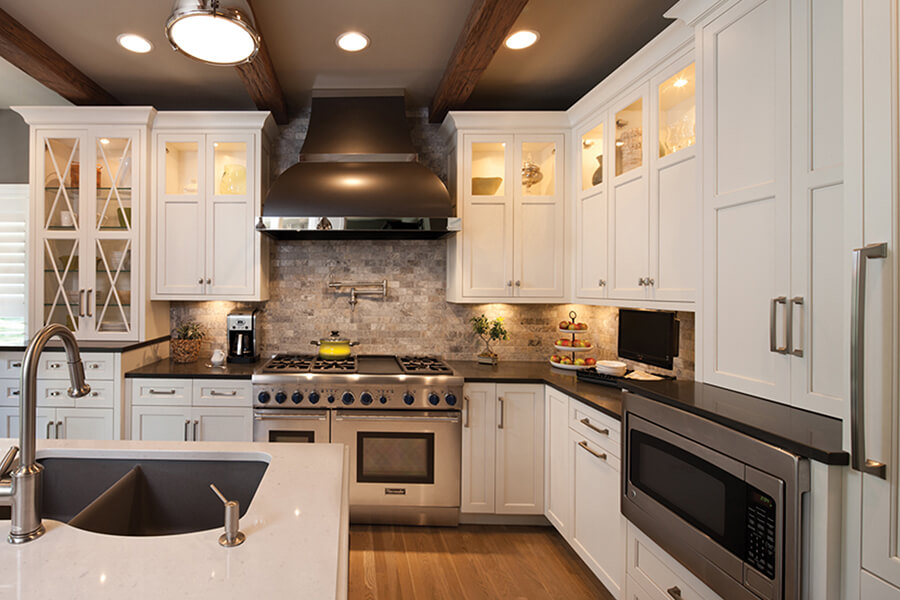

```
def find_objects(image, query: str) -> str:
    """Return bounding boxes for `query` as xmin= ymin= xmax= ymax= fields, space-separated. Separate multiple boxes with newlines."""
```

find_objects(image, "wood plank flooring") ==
xmin=349 ymin=524 xmax=615 ymax=600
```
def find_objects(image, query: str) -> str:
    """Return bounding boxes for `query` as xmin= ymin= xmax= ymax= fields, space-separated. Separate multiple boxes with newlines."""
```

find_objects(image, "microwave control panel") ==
xmin=745 ymin=489 xmax=777 ymax=579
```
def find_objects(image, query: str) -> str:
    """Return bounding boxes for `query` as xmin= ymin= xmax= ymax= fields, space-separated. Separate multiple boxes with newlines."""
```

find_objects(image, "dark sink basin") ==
xmin=0 ymin=456 xmax=268 ymax=536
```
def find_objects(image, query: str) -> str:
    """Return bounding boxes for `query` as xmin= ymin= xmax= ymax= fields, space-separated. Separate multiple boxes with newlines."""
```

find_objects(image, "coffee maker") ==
xmin=227 ymin=310 xmax=260 ymax=363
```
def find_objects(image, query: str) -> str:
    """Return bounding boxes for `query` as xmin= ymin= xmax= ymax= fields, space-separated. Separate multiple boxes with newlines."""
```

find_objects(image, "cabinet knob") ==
xmin=206 ymin=278 xmax=211 ymax=284
xmin=515 ymin=280 xmax=521 ymax=287
xmin=198 ymin=279 xmax=203 ymax=284
xmin=646 ymin=277 xmax=654 ymax=286
xmin=598 ymin=279 xmax=606 ymax=287
xmin=638 ymin=278 xmax=645 ymax=286
xmin=506 ymin=280 xmax=513 ymax=287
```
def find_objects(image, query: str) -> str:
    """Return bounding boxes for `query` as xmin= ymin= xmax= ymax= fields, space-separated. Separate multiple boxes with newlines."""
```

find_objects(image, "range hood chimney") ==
xmin=257 ymin=92 xmax=456 ymax=240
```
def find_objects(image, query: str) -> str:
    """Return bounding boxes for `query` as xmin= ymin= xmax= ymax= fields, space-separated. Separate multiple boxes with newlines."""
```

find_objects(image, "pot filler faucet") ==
xmin=0 ymin=324 xmax=90 ymax=543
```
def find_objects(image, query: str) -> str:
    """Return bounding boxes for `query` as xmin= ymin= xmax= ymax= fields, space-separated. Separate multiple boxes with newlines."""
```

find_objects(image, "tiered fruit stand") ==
xmin=550 ymin=311 xmax=596 ymax=371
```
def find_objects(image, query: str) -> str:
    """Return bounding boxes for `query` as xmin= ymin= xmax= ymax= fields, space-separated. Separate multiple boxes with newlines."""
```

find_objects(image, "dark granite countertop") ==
xmin=0 ymin=336 xmax=169 ymax=354
xmin=448 ymin=360 xmax=848 ymax=465
xmin=126 ymin=358 xmax=259 ymax=380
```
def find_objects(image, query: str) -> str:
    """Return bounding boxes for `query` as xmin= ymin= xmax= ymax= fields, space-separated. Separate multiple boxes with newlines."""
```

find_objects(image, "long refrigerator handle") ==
xmin=850 ymin=242 xmax=888 ymax=478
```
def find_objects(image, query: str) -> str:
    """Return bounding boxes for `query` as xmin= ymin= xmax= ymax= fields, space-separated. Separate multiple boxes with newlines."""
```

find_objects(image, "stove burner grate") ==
xmin=311 ymin=356 xmax=358 ymax=373
xmin=397 ymin=356 xmax=454 ymax=375
xmin=262 ymin=354 xmax=315 ymax=372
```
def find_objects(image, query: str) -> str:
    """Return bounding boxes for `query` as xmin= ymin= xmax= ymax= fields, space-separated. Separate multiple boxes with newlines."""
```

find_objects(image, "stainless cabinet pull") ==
xmin=88 ymin=363 xmax=100 ymax=369
xmin=498 ymin=397 xmax=504 ymax=429
xmin=46 ymin=422 xmax=54 ymax=439
xmin=851 ymin=242 xmax=888 ymax=478
xmin=578 ymin=440 xmax=607 ymax=461
xmin=638 ymin=277 xmax=645 ymax=286
xmin=210 ymin=390 xmax=237 ymax=397
xmin=86 ymin=289 xmax=92 ymax=317
xmin=463 ymin=395 xmax=470 ymax=428
xmin=769 ymin=296 xmax=788 ymax=354
xmin=580 ymin=418 xmax=609 ymax=436
xmin=49 ymin=391 xmax=60 ymax=397
xmin=48 ymin=362 xmax=62 ymax=369
xmin=790 ymin=296 xmax=804 ymax=357
xmin=198 ymin=278 xmax=203 ymax=284
xmin=646 ymin=277 xmax=654 ymax=286
xmin=193 ymin=420 xmax=199 ymax=441
xmin=55 ymin=421 xmax=63 ymax=439
xmin=184 ymin=419 xmax=190 ymax=441
xmin=78 ymin=289 xmax=85 ymax=318
xmin=10 ymin=390 xmax=18 ymax=396
xmin=206 ymin=278 xmax=211 ymax=284
xmin=598 ymin=279 xmax=606 ymax=287
xmin=515 ymin=280 xmax=521 ymax=287
xmin=506 ymin=280 xmax=513 ymax=287
xmin=149 ymin=389 xmax=177 ymax=395
xmin=667 ymin=586 xmax=684 ymax=600
xmin=91 ymin=391 xmax=99 ymax=397
xmin=10 ymin=362 xmax=21 ymax=368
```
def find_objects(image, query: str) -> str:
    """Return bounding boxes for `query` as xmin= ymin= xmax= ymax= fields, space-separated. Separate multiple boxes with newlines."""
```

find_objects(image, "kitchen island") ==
xmin=0 ymin=439 xmax=349 ymax=599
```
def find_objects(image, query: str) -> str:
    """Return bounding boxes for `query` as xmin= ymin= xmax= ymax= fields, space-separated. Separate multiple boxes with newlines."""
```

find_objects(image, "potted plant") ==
xmin=171 ymin=321 xmax=205 ymax=364
xmin=470 ymin=314 xmax=509 ymax=365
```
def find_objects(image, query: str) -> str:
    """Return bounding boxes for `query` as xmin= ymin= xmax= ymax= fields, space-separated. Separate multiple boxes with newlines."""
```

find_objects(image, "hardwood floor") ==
xmin=349 ymin=524 xmax=614 ymax=600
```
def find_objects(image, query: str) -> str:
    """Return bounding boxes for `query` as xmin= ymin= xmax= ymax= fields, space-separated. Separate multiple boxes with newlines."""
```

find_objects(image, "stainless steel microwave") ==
xmin=622 ymin=393 xmax=809 ymax=600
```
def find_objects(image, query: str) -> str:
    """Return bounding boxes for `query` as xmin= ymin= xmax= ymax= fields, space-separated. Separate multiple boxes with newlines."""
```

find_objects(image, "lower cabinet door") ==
xmin=194 ymin=407 xmax=252 ymax=442
xmin=545 ymin=387 xmax=571 ymax=534
xmin=625 ymin=575 xmax=661 ymax=600
xmin=132 ymin=405 xmax=193 ymax=441
xmin=570 ymin=428 xmax=624 ymax=597
xmin=1 ymin=407 xmax=55 ymax=439
xmin=461 ymin=383 xmax=497 ymax=513
xmin=56 ymin=408 xmax=114 ymax=441
xmin=495 ymin=384 xmax=544 ymax=515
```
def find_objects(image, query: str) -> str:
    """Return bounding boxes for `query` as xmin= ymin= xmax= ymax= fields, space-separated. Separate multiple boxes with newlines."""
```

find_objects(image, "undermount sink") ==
xmin=1 ymin=452 xmax=269 ymax=537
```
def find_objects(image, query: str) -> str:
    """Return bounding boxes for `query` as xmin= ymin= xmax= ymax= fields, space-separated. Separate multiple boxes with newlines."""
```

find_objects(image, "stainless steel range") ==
xmin=251 ymin=354 xmax=463 ymax=526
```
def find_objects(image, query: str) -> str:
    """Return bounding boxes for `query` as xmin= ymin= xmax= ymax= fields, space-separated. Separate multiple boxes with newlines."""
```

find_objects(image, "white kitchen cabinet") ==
xmin=12 ymin=106 xmax=168 ymax=342
xmin=0 ymin=407 xmax=113 ymax=440
xmin=442 ymin=114 xmax=568 ymax=303
xmin=460 ymin=382 xmax=544 ymax=515
xmin=152 ymin=113 xmax=274 ymax=301
xmin=544 ymin=387 xmax=571 ymax=534
xmin=129 ymin=377 xmax=252 ymax=442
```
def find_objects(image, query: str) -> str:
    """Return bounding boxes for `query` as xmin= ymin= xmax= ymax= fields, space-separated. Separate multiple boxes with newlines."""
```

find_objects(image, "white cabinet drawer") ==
xmin=0 ymin=353 xmax=24 ymax=378
xmin=132 ymin=379 xmax=192 ymax=406
xmin=0 ymin=379 xmax=20 ymax=407
xmin=570 ymin=399 xmax=621 ymax=458
xmin=627 ymin=524 xmax=722 ymax=600
xmin=39 ymin=352 xmax=115 ymax=380
xmin=38 ymin=380 xmax=115 ymax=408
xmin=192 ymin=380 xmax=252 ymax=407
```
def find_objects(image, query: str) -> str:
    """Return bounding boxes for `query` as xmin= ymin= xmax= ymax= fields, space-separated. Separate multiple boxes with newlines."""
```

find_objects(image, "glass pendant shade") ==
xmin=166 ymin=0 xmax=260 ymax=65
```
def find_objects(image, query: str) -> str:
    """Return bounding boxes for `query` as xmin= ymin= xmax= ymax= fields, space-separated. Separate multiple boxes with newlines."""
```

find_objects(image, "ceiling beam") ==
xmin=429 ymin=0 xmax=528 ymax=123
xmin=0 ymin=7 xmax=118 ymax=105
xmin=235 ymin=1 xmax=288 ymax=124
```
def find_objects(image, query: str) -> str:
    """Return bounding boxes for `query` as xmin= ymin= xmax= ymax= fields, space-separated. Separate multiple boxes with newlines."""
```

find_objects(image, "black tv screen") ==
xmin=618 ymin=309 xmax=679 ymax=370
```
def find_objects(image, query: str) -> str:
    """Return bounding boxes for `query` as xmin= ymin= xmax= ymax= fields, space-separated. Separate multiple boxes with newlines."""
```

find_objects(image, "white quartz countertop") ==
xmin=0 ymin=438 xmax=350 ymax=599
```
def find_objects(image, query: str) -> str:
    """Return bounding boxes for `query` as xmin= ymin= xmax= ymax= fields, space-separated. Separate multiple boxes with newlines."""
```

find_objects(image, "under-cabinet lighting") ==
xmin=116 ymin=33 xmax=153 ymax=54
xmin=505 ymin=30 xmax=539 ymax=50
xmin=336 ymin=31 xmax=370 ymax=52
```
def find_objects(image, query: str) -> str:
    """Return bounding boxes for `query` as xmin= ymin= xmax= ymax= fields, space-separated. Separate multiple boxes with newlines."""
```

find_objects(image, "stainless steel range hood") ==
xmin=257 ymin=93 xmax=456 ymax=240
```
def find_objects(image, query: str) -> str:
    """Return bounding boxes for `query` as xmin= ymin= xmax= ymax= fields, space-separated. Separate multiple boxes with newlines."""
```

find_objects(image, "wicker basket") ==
xmin=171 ymin=339 xmax=201 ymax=363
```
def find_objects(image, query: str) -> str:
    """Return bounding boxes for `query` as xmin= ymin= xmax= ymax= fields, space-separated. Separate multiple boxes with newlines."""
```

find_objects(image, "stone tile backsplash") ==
xmin=171 ymin=239 xmax=694 ymax=379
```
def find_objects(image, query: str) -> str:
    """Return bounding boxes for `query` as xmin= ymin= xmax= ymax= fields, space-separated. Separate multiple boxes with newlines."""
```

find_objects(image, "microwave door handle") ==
xmin=851 ymin=242 xmax=888 ymax=478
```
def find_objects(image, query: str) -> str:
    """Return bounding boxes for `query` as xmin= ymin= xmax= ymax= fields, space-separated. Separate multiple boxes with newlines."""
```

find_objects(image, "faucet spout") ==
xmin=8 ymin=324 xmax=90 ymax=544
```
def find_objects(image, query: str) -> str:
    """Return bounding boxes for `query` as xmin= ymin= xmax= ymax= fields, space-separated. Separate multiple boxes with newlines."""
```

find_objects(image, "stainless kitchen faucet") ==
xmin=0 ymin=324 xmax=90 ymax=543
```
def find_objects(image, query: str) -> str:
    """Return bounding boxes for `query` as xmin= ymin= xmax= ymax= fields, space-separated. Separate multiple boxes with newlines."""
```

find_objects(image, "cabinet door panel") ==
xmin=515 ymin=198 xmax=564 ymax=297
xmin=576 ymin=191 xmax=608 ymax=298
xmin=544 ymin=388 xmax=570 ymax=535
xmin=461 ymin=383 xmax=496 ymax=513
xmin=56 ymin=408 xmax=114 ymax=440
xmin=3 ymin=408 xmax=55 ymax=440
xmin=131 ymin=405 xmax=192 ymax=441
xmin=495 ymin=384 xmax=543 ymax=515
xmin=462 ymin=199 xmax=514 ymax=297
xmin=652 ymin=155 xmax=697 ymax=301
xmin=610 ymin=175 xmax=650 ymax=299
xmin=194 ymin=407 xmax=252 ymax=442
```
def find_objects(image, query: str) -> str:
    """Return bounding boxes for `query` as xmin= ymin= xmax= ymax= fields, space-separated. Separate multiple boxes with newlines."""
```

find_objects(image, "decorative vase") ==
xmin=220 ymin=164 xmax=246 ymax=194
xmin=477 ymin=340 xmax=498 ymax=365
xmin=591 ymin=155 xmax=603 ymax=186
xmin=171 ymin=339 xmax=201 ymax=363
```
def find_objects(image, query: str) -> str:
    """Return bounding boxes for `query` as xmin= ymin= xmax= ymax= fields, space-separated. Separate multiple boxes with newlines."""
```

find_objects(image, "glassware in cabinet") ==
xmin=470 ymin=142 xmax=506 ymax=196
xmin=658 ymin=63 xmax=696 ymax=158
xmin=521 ymin=140 xmax=556 ymax=196
xmin=615 ymin=99 xmax=643 ymax=176
xmin=581 ymin=123 xmax=604 ymax=191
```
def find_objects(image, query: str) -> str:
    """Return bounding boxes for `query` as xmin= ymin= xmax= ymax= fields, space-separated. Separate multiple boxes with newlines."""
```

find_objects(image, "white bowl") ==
xmin=594 ymin=360 xmax=627 ymax=377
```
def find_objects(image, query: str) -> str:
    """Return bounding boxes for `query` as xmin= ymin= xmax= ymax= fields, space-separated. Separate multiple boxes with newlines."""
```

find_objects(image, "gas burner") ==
xmin=312 ymin=357 xmax=358 ymax=373
xmin=397 ymin=356 xmax=454 ymax=375
xmin=262 ymin=354 xmax=315 ymax=373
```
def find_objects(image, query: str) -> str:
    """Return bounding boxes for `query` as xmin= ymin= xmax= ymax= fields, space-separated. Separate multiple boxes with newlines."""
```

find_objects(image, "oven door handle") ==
xmin=253 ymin=412 xmax=328 ymax=421
xmin=333 ymin=413 xmax=460 ymax=423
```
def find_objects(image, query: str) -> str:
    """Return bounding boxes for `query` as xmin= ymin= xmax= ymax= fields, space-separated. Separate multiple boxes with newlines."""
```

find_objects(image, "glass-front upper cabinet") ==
xmin=470 ymin=142 xmax=507 ymax=196
xmin=580 ymin=122 xmax=604 ymax=192
xmin=615 ymin=98 xmax=644 ymax=177
xmin=520 ymin=140 xmax=557 ymax=196
xmin=212 ymin=141 xmax=248 ymax=196
xmin=657 ymin=62 xmax=696 ymax=158
xmin=164 ymin=140 xmax=201 ymax=196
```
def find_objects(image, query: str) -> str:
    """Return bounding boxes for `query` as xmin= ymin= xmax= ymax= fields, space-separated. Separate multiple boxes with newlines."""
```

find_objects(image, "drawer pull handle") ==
xmin=11 ymin=362 xmax=21 ymax=368
xmin=88 ymin=363 xmax=100 ymax=369
xmin=49 ymin=391 xmax=60 ymax=397
xmin=210 ymin=390 xmax=237 ymax=397
xmin=193 ymin=419 xmax=199 ymax=441
xmin=56 ymin=421 xmax=63 ymax=439
xmin=91 ymin=391 xmax=99 ymax=397
xmin=46 ymin=422 xmax=53 ymax=439
xmin=11 ymin=390 xmax=19 ymax=396
xmin=580 ymin=418 xmax=609 ymax=436
xmin=463 ymin=395 xmax=470 ymax=428
xmin=578 ymin=440 xmax=607 ymax=461
xmin=149 ymin=389 xmax=177 ymax=395
xmin=184 ymin=419 xmax=190 ymax=441
xmin=667 ymin=586 xmax=684 ymax=600
xmin=48 ymin=363 xmax=62 ymax=369
xmin=498 ymin=397 xmax=504 ymax=430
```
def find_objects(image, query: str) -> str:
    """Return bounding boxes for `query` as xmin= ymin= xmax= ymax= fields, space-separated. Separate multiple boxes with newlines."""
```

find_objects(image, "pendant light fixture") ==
xmin=165 ymin=0 xmax=260 ymax=66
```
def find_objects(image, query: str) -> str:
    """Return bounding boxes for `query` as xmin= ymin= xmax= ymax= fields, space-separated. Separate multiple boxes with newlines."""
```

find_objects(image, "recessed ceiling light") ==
xmin=117 ymin=33 xmax=153 ymax=54
xmin=674 ymin=78 xmax=689 ymax=88
xmin=336 ymin=31 xmax=369 ymax=52
xmin=504 ymin=30 xmax=539 ymax=50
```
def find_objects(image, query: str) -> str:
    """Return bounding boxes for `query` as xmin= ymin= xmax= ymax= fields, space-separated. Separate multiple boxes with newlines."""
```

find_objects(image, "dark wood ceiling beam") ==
xmin=0 ymin=7 xmax=118 ymax=105
xmin=236 ymin=0 xmax=288 ymax=124
xmin=429 ymin=0 xmax=528 ymax=123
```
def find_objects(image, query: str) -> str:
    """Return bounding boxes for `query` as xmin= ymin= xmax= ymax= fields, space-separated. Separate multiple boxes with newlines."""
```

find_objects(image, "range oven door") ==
xmin=331 ymin=409 xmax=461 ymax=524
xmin=624 ymin=413 xmax=785 ymax=600
xmin=253 ymin=409 xmax=330 ymax=443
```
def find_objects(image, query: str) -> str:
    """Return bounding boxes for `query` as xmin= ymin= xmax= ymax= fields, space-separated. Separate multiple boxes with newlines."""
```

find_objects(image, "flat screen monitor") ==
xmin=618 ymin=309 xmax=679 ymax=370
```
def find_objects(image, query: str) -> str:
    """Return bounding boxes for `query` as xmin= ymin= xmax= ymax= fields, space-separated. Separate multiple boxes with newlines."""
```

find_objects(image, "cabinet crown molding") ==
xmin=153 ymin=111 xmax=276 ymax=138
xmin=11 ymin=106 xmax=156 ymax=127
xmin=664 ymin=0 xmax=728 ymax=27
xmin=440 ymin=111 xmax=570 ymax=140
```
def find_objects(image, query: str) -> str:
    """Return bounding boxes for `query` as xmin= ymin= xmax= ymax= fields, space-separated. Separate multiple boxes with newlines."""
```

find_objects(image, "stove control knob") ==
xmin=327 ymin=394 xmax=336 ymax=404
xmin=379 ymin=395 xmax=389 ymax=405
xmin=292 ymin=391 xmax=303 ymax=404
xmin=341 ymin=392 xmax=355 ymax=405
xmin=308 ymin=391 xmax=320 ymax=405
xmin=360 ymin=392 xmax=374 ymax=405
xmin=257 ymin=391 xmax=271 ymax=404
xmin=445 ymin=393 xmax=458 ymax=406
xmin=428 ymin=392 xmax=440 ymax=406
xmin=403 ymin=392 xmax=415 ymax=406
xmin=275 ymin=391 xmax=287 ymax=404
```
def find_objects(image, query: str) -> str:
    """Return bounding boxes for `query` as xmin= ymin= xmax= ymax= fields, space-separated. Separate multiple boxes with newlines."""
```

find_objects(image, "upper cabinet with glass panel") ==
xmin=165 ymin=141 xmax=200 ymax=195
xmin=43 ymin=137 xmax=81 ymax=231
xmin=213 ymin=141 xmax=248 ymax=195
xmin=471 ymin=142 xmax=506 ymax=196
xmin=95 ymin=136 xmax=133 ymax=231
xmin=581 ymin=123 xmax=604 ymax=191
xmin=658 ymin=63 xmax=696 ymax=158
xmin=615 ymin=99 xmax=643 ymax=177
xmin=521 ymin=141 xmax=556 ymax=196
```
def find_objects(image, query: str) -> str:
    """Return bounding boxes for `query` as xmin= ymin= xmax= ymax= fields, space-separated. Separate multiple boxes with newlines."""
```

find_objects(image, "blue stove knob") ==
xmin=341 ymin=392 xmax=355 ymax=405
xmin=257 ymin=391 xmax=271 ymax=404
xmin=428 ymin=392 xmax=440 ymax=406
xmin=445 ymin=393 xmax=458 ymax=406
xmin=292 ymin=391 xmax=303 ymax=404
xmin=327 ymin=394 xmax=336 ymax=404
xmin=403 ymin=392 xmax=415 ymax=406
xmin=308 ymin=391 xmax=320 ymax=404
xmin=379 ymin=395 xmax=388 ymax=405
xmin=275 ymin=391 xmax=287 ymax=404
xmin=360 ymin=392 xmax=374 ymax=405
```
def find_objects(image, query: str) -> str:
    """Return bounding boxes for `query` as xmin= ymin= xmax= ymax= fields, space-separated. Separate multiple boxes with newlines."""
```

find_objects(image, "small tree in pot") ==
xmin=171 ymin=321 xmax=206 ymax=363
xmin=471 ymin=314 xmax=508 ymax=365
